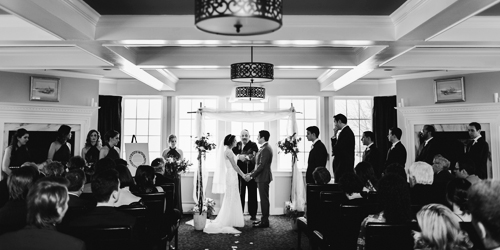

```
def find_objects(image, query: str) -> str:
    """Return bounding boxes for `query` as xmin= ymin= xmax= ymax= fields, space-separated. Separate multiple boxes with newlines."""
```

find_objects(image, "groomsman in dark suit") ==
xmin=306 ymin=126 xmax=328 ymax=184
xmin=385 ymin=127 xmax=407 ymax=169
xmin=466 ymin=122 xmax=490 ymax=179
xmin=416 ymin=125 xmax=440 ymax=165
xmin=232 ymin=129 xmax=259 ymax=220
xmin=331 ymin=114 xmax=355 ymax=183
xmin=361 ymin=131 xmax=381 ymax=178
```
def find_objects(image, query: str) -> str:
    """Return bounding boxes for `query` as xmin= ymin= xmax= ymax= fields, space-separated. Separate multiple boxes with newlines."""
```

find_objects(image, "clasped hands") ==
xmin=242 ymin=173 xmax=252 ymax=182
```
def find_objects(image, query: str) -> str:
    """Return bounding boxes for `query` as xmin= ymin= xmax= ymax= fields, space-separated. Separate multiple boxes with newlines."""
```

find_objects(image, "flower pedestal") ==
xmin=193 ymin=212 xmax=207 ymax=230
xmin=290 ymin=217 xmax=298 ymax=231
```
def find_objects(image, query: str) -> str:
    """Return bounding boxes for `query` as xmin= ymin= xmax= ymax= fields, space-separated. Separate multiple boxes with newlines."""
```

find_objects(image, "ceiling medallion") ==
xmin=195 ymin=0 xmax=283 ymax=36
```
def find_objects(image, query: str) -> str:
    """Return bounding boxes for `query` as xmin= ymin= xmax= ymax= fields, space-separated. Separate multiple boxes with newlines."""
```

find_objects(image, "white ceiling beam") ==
xmin=0 ymin=0 xmax=99 ymax=40
xmin=395 ymin=0 xmax=500 ymax=41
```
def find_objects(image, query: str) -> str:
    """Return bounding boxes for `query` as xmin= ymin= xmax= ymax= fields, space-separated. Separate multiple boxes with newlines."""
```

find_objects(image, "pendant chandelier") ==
xmin=231 ymin=47 xmax=273 ymax=100
xmin=195 ymin=0 xmax=283 ymax=36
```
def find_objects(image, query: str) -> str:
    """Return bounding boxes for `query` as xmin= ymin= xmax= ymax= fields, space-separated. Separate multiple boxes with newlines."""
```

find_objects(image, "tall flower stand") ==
xmin=193 ymin=212 xmax=207 ymax=230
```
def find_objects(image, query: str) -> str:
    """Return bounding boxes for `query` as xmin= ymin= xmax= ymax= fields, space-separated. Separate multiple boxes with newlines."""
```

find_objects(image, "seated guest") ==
xmin=0 ymin=166 xmax=39 ymax=235
xmin=407 ymin=161 xmax=436 ymax=205
xmin=414 ymin=204 xmax=473 ymax=250
xmin=357 ymin=174 xmax=411 ymax=250
xmin=114 ymin=164 xmax=141 ymax=207
xmin=312 ymin=166 xmax=331 ymax=184
xmin=431 ymin=155 xmax=454 ymax=205
xmin=468 ymin=180 xmax=500 ymax=250
xmin=134 ymin=165 xmax=162 ymax=194
xmin=43 ymin=161 xmax=65 ymax=177
xmin=446 ymin=178 xmax=472 ymax=222
xmin=66 ymin=169 xmax=95 ymax=210
xmin=453 ymin=158 xmax=481 ymax=185
xmin=384 ymin=162 xmax=407 ymax=180
xmin=355 ymin=162 xmax=378 ymax=192
xmin=68 ymin=169 xmax=136 ymax=228
xmin=67 ymin=156 xmax=86 ymax=171
xmin=339 ymin=172 xmax=365 ymax=202
xmin=82 ymin=158 xmax=116 ymax=193
xmin=0 ymin=180 xmax=85 ymax=250
xmin=151 ymin=157 xmax=172 ymax=186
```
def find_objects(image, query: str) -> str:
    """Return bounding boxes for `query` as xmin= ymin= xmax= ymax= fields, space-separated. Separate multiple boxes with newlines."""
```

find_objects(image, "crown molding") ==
xmin=392 ymin=70 xmax=484 ymax=80
xmin=0 ymin=102 xmax=99 ymax=115
xmin=62 ymin=0 xmax=100 ymax=26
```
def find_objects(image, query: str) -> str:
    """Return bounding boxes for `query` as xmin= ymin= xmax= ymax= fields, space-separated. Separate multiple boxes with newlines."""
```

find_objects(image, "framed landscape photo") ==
xmin=434 ymin=77 xmax=465 ymax=103
xmin=30 ymin=76 xmax=60 ymax=102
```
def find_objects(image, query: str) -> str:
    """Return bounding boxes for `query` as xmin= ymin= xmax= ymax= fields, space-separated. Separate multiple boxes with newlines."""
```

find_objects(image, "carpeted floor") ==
xmin=177 ymin=214 xmax=311 ymax=250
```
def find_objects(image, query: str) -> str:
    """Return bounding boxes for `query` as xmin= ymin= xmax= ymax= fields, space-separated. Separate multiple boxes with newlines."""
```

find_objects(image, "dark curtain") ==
xmin=98 ymin=95 xmax=122 ymax=137
xmin=372 ymin=96 xmax=397 ymax=162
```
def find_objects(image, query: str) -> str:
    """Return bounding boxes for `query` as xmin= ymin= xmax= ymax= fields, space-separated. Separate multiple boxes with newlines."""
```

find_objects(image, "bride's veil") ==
xmin=212 ymin=139 xmax=226 ymax=194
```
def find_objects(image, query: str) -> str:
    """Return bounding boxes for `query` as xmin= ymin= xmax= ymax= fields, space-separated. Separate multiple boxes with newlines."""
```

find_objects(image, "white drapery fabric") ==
xmin=191 ymin=107 xmax=307 ymax=212
xmin=289 ymin=111 xmax=306 ymax=212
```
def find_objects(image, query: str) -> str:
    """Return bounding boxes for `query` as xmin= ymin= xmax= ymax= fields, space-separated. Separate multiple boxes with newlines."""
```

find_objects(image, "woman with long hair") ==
xmin=357 ymin=173 xmax=412 ymax=250
xmin=134 ymin=165 xmax=162 ymax=194
xmin=2 ymin=128 xmax=31 ymax=178
xmin=0 ymin=180 xmax=85 ymax=249
xmin=414 ymin=204 xmax=473 ymax=250
xmin=99 ymin=130 xmax=120 ymax=160
xmin=47 ymin=125 xmax=72 ymax=166
xmin=446 ymin=178 xmax=472 ymax=222
xmin=354 ymin=161 xmax=378 ymax=192
xmin=81 ymin=129 xmax=101 ymax=166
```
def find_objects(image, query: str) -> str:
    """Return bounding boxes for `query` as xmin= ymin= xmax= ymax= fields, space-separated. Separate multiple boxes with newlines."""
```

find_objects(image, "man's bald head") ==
xmin=241 ymin=129 xmax=250 ymax=144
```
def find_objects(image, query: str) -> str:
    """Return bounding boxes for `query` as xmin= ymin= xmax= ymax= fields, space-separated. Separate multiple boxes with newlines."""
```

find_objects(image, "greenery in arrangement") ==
xmin=284 ymin=201 xmax=304 ymax=218
xmin=194 ymin=133 xmax=217 ymax=153
xmin=165 ymin=157 xmax=192 ymax=177
xmin=277 ymin=133 xmax=301 ymax=160
xmin=192 ymin=198 xmax=216 ymax=217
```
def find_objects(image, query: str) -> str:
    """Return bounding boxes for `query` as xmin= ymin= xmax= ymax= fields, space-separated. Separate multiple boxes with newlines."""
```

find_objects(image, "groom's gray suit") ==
xmin=250 ymin=141 xmax=273 ymax=226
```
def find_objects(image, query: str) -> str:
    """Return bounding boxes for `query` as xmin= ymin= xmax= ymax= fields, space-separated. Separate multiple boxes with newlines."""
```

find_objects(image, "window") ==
xmin=278 ymin=98 xmax=319 ymax=170
xmin=230 ymin=102 xmax=266 ymax=144
xmin=177 ymin=98 xmax=217 ymax=168
xmin=122 ymin=98 xmax=162 ymax=161
xmin=334 ymin=98 xmax=373 ymax=166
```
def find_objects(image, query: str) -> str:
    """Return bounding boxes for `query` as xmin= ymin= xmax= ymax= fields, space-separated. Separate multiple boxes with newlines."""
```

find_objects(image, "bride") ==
xmin=204 ymin=134 xmax=246 ymax=234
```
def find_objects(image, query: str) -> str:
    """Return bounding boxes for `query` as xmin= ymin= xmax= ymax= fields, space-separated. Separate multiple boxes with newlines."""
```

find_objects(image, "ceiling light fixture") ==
xmin=231 ymin=46 xmax=273 ymax=100
xmin=195 ymin=0 xmax=283 ymax=36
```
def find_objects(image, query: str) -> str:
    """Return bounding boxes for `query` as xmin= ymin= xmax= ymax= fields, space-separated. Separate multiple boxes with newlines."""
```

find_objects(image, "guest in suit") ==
xmin=465 ymin=122 xmax=490 ymax=179
xmin=468 ymin=180 xmax=500 ymax=250
xmin=361 ymin=131 xmax=381 ymax=178
xmin=331 ymin=114 xmax=355 ymax=183
xmin=385 ymin=127 xmax=407 ymax=169
xmin=249 ymin=130 xmax=273 ymax=228
xmin=0 ymin=180 xmax=85 ymax=250
xmin=305 ymin=126 xmax=328 ymax=184
xmin=114 ymin=164 xmax=141 ymax=207
xmin=0 ymin=166 xmax=39 ymax=235
xmin=69 ymin=169 xmax=136 ymax=229
xmin=416 ymin=125 xmax=441 ymax=165
xmin=66 ymin=169 xmax=96 ymax=210
xmin=232 ymin=129 xmax=259 ymax=220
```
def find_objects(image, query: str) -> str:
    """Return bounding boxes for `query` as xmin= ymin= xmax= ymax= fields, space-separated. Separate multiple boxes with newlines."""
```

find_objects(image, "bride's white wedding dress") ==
xmin=203 ymin=149 xmax=245 ymax=234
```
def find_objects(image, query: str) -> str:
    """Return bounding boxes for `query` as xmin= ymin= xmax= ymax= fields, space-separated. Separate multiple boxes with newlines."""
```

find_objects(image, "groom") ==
xmin=246 ymin=130 xmax=273 ymax=228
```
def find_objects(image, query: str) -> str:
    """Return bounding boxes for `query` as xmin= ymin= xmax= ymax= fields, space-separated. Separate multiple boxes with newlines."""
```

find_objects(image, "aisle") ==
xmin=177 ymin=214 xmax=311 ymax=250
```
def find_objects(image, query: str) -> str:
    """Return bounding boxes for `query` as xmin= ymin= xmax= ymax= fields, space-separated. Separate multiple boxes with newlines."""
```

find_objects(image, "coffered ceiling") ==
xmin=1 ymin=0 xmax=500 ymax=92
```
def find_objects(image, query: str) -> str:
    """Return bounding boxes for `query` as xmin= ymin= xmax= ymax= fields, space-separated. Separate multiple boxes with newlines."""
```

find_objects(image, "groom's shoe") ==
xmin=254 ymin=222 xmax=269 ymax=228
xmin=252 ymin=220 xmax=261 ymax=225
xmin=250 ymin=216 xmax=257 ymax=221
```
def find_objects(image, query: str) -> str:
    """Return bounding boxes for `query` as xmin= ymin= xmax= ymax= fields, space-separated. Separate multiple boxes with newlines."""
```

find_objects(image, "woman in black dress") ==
xmin=48 ymin=125 xmax=72 ymax=166
xmin=2 ymin=128 xmax=31 ymax=178
xmin=161 ymin=134 xmax=184 ymax=214
xmin=99 ymin=130 xmax=120 ymax=160
xmin=81 ymin=129 xmax=101 ymax=166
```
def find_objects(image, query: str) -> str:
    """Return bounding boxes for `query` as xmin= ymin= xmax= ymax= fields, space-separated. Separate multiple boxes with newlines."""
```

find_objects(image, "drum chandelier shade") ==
xmin=231 ymin=47 xmax=274 ymax=83
xmin=195 ymin=0 xmax=283 ymax=36
xmin=235 ymin=86 xmax=265 ymax=100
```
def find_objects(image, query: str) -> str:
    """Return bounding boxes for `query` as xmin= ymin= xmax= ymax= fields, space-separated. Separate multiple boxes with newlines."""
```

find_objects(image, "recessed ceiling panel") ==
xmin=83 ymin=0 xmax=406 ymax=15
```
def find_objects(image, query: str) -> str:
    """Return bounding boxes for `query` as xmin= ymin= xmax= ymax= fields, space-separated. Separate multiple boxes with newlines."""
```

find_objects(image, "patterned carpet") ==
xmin=177 ymin=214 xmax=311 ymax=250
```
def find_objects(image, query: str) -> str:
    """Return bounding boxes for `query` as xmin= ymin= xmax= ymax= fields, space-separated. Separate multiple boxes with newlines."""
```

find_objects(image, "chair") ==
xmin=365 ymin=222 xmax=414 ymax=250
xmin=160 ymin=184 xmax=180 ymax=250
xmin=64 ymin=226 xmax=134 ymax=250
xmin=117 ymin=205 xmax=147 ymax=218
xmin=340 ymin=204 xmax=373 ymax=250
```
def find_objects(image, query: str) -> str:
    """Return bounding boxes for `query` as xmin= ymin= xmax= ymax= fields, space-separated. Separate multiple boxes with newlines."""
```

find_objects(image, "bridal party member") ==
xmin=162 ymin=134 xmax=184 ymax=161
xmin=81 ymin=129 xmax=102 ymax=166
xmin=99 ymin=130 xmax=121 ymax=160
xmin=48 ymin=125 xmax=72 ymax=166
xmin=2 ymin=128 xmax=31 ymax=178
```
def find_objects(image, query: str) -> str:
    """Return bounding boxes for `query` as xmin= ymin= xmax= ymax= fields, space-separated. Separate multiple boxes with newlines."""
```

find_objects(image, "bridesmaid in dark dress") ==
xmin=100 ymin=130 xmax=121 ymax=160
xmin=162 ymin=134 xmax=184 ymax=214
xmin=47 ymin=125 xmax=72 ymax=166
xmin=81 ymin=129 xmax=102 ymax=166
xmin=2 ymin=128 xmax=31 ymax=178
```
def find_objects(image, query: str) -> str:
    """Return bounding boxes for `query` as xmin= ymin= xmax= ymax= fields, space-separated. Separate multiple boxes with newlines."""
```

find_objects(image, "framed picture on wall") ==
xmin=434 ymin=77 xmax=465 ymax=103
xmin=30 ymin=76 xmax=60 ymax=102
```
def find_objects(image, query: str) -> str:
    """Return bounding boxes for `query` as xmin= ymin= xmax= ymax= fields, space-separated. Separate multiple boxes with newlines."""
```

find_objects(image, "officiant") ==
xmin=232 ymin=129 xmax=259 ymax=221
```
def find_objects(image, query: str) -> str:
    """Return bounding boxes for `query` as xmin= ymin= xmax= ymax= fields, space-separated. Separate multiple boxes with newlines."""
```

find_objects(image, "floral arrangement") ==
xmin=165 ymin=157 xmax=192 ymax=177
xmin=277 ymin=133 xmax=301 ymax=159
xmin=192 ymin=197 xmax=216 ymax=217
xmin=193 ymin=133 xmax=216 ymax=160
xmin=284 ymin=201 xmax=304 ymax=218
